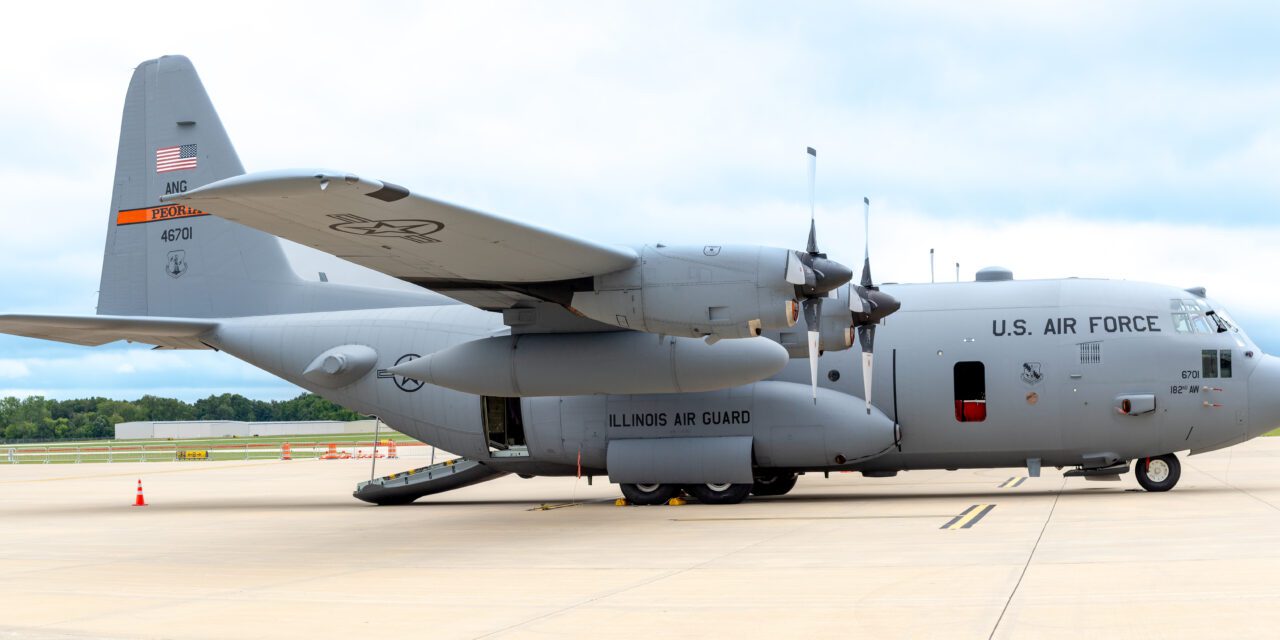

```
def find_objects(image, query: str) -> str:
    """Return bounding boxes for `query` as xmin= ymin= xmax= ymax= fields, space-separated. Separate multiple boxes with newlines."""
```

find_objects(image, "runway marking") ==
xmin=999 ymin=477 xmax=1027 ymax=489
xmin=672 ymin=515 xmax=950 ymax=522
xmin=941 ymin=504 xmax=995 ymax=530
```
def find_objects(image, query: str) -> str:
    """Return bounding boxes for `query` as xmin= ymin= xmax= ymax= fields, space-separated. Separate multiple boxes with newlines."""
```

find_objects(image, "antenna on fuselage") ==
xmin=955 ymin=262 xmax=960 ymax=282
xmin=930 ymin=248 xmax=935 ymax=283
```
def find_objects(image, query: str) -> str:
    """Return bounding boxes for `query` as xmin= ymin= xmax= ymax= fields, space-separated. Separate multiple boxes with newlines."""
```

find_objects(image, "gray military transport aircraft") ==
xmin=4 ymin=55 xmax=1278 ymax=505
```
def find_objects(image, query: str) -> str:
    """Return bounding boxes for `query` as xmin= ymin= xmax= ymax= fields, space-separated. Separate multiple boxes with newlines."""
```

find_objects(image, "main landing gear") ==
xmin=619 ymin=482 xmax=755 ymax=505
xmin=619 ymin=483 xmax=681 ymax=506
xmin=1135 ymin=453 xmax=1181 ymax=492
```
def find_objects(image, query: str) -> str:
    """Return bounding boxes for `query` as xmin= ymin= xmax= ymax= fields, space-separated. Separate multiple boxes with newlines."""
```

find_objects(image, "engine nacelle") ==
xmin=569 ymin=245 xmax=799 ymax=339
xmin=776 ymin=285 xmax=857 ymax=358
xmin=387 ymin=331 xmax=789 ymax=397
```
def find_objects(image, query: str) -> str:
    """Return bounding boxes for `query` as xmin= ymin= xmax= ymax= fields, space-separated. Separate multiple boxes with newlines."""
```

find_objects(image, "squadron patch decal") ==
xmin=328 ymin=214 xmax=444 ymax=244
xmin=1021 ymin=362 xmax=1043 ymax=386
xmin=165 ymin=250 xmax=187 ymax=278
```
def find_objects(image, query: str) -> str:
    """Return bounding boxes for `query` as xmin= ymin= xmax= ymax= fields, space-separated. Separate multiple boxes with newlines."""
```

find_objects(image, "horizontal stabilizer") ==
xmin=164 ymin=169 xmax=639 ymax=285
xmin=0 ymin=314 xmax=218 ymax=349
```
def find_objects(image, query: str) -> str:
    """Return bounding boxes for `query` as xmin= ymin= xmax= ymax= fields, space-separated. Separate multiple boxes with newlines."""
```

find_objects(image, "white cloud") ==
xmin=0 ymin=360 xmax=31 ymax=379
xmin=2 ymin=2 xmax=1280 ymax=398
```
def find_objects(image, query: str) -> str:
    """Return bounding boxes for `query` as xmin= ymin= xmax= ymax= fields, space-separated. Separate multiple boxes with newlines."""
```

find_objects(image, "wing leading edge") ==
xmin=164 ymin=170 xmax=638 ymax=289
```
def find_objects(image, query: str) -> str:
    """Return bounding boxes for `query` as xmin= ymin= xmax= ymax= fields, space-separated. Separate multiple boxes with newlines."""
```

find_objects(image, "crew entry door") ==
xmin=483 ymin=396 xmax=529 ymax=458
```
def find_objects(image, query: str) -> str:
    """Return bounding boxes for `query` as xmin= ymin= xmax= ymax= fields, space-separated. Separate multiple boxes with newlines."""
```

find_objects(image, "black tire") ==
xmin=751 ymin=473 xmax=799 ymax=497
xmin=686 ymin=482 xmax=753 ymax=505
xmin=1135 ymin=453 xmax=1181 ymax=492
xmin=620 ymin=483 xmax=680 ymax=506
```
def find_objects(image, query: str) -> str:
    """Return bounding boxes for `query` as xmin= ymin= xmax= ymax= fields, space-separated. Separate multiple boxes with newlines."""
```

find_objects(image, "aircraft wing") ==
xmin=0 ymin=315 xmax=217 ymax=349
xmin=164 ymin=170 xmax=638 ymax=291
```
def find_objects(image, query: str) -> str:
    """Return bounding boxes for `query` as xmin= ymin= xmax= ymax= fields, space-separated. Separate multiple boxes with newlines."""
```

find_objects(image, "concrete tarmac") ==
xmin=4 ymin=440 xmax=1280 ymax=639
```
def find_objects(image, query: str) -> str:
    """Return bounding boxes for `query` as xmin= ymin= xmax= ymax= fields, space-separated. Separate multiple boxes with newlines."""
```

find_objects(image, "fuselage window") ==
xmin=1202 ymin=350 xmax=1219 ymax=378
xmin=953 ymin=361 xmax=987 ymax=422
xmin=1199 ymin=350 xmax=1233 ymax=378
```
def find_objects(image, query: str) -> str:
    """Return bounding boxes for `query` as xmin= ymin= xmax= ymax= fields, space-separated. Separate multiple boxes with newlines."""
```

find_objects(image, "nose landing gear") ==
xmin=1135 ymin=453 xmax=1181 ymax=492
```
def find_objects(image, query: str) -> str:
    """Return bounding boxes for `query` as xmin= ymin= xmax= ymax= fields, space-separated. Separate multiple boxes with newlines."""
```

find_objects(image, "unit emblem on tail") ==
xmin=165 ymin=250 xmax=187 ymax=279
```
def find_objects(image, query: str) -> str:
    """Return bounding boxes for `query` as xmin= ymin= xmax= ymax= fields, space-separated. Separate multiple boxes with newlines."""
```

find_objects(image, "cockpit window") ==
xmin=1191 ymin=314 xmax=1211 ymax=334
xmin=1171 ymin=313 xmax=1192 ymax=333
xmin=1171 ymin=299 xmax=1235 ymax=335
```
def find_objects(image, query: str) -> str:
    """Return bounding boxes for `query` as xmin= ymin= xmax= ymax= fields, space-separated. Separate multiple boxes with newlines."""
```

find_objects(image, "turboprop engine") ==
xmin=569 ymin=244 xmax=852 ymax=340
xmin=388 ymin=331 xmax=790 ymax=397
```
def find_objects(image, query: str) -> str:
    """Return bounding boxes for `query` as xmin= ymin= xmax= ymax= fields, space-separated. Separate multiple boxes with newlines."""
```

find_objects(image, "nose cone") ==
xmin=1247 ymin=354 xmax=1280 ymax=438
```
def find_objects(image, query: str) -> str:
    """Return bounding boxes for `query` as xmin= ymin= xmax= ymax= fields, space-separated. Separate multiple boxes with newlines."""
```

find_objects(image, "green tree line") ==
xmin=0 ymin=393 xmax=363 ymax=442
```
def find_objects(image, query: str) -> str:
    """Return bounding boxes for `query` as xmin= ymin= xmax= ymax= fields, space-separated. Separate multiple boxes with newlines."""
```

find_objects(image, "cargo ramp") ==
xmin=353 ymin=458 xmax=507 ymax=505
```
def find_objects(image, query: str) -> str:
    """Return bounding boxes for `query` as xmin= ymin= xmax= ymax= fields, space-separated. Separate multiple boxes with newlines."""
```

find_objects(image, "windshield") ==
xmin=1172 ymin=298 xmax=1255 ymax=348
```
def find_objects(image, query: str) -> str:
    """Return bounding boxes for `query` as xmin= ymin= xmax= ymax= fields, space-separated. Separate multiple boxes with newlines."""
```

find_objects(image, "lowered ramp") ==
xmin=353 ymin=458 xmax=508 ymax=505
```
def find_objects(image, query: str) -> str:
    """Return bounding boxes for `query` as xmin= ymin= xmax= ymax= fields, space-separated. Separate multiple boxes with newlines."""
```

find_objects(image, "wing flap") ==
xmin=165 ymin=170 xmax=638 ymax=284
xmin=0 ymin=315 xmax=218 ymax=348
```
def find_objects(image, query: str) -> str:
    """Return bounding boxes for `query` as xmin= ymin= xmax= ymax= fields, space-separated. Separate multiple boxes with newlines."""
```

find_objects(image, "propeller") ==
xmin=785 ymin=147 xmax=854 ymax=402
xmin=849 ymin=197 xmax=901 ymax=413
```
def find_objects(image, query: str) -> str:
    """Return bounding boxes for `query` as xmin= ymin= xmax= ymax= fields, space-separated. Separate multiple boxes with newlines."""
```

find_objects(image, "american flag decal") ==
xmin=156 ymin=144 xmax=198 ymax=173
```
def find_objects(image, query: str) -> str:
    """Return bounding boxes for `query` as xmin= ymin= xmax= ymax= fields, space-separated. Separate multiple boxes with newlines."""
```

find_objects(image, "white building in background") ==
xmin=114 ymin=419 xmax=394 ymax=440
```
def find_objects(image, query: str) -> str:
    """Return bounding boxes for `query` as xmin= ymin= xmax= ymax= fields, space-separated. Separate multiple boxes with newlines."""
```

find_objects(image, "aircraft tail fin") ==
xmin=96 ymin=55 xmax=432 ymax=318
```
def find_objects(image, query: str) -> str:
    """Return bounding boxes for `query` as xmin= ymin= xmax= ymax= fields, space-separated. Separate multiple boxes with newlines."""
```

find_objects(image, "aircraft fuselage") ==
xmin=207 ymin=276 xmax=1280 ymax=480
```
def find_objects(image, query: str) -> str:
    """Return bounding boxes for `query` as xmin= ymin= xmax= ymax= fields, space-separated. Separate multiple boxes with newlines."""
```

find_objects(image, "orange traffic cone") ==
xmin=387 ymin=441 xmax=398 ymax=459
xmin=132 ymin=479 xmax=147 ymax=507
xmin=281 ymin=442 xmax=292 ymax=461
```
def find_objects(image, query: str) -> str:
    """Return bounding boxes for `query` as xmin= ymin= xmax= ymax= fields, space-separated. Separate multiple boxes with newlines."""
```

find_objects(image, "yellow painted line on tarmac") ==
xmin=673 ymin=514 xmax=952 ymax=522
xmin=999 ymin=477 xmax=1027 ymax=488
xmin=941 ymin=504 xmax=995 ymax=530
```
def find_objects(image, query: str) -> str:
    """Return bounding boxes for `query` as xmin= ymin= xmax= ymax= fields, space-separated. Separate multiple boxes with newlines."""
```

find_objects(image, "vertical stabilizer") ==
xmin=97 ymin=56 xmax=433 ymax=318
xmin=98 ymin=55 xmax=281 ymax=317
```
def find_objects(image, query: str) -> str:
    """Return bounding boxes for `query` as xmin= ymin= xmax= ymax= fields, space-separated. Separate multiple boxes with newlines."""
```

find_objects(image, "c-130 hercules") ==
xmin=4 ymin=55 xmax=1278 ymax=505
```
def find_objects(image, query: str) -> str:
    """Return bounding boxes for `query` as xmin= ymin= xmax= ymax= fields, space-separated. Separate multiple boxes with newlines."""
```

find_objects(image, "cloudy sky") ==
xmin=1 ymin=1 xmax=1278 ymax=401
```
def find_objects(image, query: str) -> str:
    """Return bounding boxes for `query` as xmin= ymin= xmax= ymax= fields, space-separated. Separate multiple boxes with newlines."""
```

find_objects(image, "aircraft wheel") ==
xmin=620 ymin=483 xmax=680 ymax=506
xmin=751 ymin=473 xmax=798 ymax=497
xmin=687 ymin=482 xmax=753 ymax=505
xmin=1135 ymin=453 xmax=1181 ymax=492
